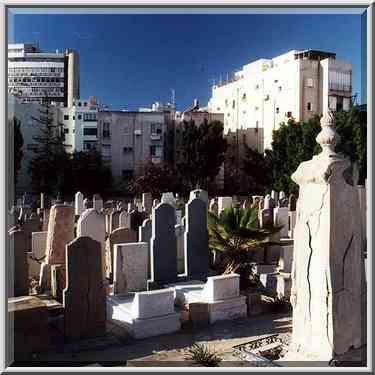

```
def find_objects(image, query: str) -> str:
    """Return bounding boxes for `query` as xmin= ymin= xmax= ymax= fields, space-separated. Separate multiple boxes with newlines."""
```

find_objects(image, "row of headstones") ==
xmin=208 ymin=191 xmax=298 ymax=239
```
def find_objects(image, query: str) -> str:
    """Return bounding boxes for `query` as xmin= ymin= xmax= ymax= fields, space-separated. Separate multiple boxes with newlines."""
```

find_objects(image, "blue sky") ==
xmin=8 ymin=10 xmax=365 ymax=110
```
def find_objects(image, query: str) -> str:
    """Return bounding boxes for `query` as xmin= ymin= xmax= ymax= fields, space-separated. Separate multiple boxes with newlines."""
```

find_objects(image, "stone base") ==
xmin=209 ymin=296 xmax=247 ymax=323
xmin=107 ymin=295 xmax=181 ymax=339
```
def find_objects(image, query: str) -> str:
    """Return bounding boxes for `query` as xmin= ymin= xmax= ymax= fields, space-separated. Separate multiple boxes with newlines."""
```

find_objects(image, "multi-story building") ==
xmin=208 ymin=49 xmax=352 ymax=151
xmin=97 ymin=110 xmax=166 ymax=183
xmin=8 ymin=43 xmax=80 ymax=106
xmin=58 ymin=96 xmax=99 ymax=153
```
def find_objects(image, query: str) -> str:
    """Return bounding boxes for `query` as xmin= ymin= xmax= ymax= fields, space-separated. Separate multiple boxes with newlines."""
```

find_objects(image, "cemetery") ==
xmin=7 ymin=115 xmax=367 ymax=367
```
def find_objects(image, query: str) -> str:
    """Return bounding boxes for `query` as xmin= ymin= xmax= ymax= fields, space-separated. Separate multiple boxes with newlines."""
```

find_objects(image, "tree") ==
xmin=64 ymin=150 xmax=113 ymax=198
xmin=128 ymin=162 xmax=181 ymax=197
xmin=29 ymin=96 xmax=67 ymax=196
xmin=269 ymin=106 xmax=367 ymax=194
xmin=10 ymin=117 xmax=24 ymax=186
xmin=175 ymin=119 xmax=227 ymax=191
xmin=241 ymin=144 xmax=273 ymax=196
xmin=208 ymin=204 xmax=280 ymax=289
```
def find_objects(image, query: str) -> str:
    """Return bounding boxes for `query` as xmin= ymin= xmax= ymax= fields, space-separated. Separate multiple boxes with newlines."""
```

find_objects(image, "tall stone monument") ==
xmin=286 ymin=113 xmax=364 ymax=363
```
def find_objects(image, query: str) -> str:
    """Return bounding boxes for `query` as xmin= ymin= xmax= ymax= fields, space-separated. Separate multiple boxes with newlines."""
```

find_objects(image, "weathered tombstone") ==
xmin=286 ymin=114 xmax=364 ymax=362
xmin=149 ymin=203 xmax=178 ymax=288
xmin=28 ymin=231 xmax=47 ymax=279
xmin=142 ymin=193 xmax=153 ymax=214
xmin=75 ymin=192 xmax=84 ymax=217
xmin=271 ymin=190 xmax=279 ymax=203
xmin=110 ymin=210 xmax=121 ymax=233
xmin=175 ymin=210 xmax=182 ymax=225
xmin=39 ymin=204 xmax=74 ymax=290
xmin=161 ymin=192 xmax=176 ymax=208
xmin=189 ymin=189 xmax=208 ymax=207
xmin=113 ymin=242 xmax=148 ymax=294
xmin=278 ymin=191 xmax=288 ymax=207
xmin=9 ymin=228 xmax=29 ymax=297
xmin=83 ymin=198 xmax=92 ymax=210
xmin=77 ymin=209 xmax=106 ymax=279
xmin=106 ymin=228 xmax=138 ymax=281
xmin=63 ymin=237 xmax=106 ymax=341
xmin=119 ymin=211 xmax=130 ymax=229
xmin=127 ymin=202 xmax=135 ymax=213
xmin=184 ymin=198 xmax=208 ymax=280
xmin=273 ymin=206 xmax=289 ymax=238
xmin=209 ymin=199 xmax=218 ymax=216
xmin=175 ymin=224 xmax=185 ymax=274
xmin=259 ymin=195 xmax=274 ymax=228
xmin=129 ymin=209 xmax=144 ymax=232
xmin=139 ymin=218 xmax=152 ymax=278
xmin=218 ymin=197 xmax=232 ymax=216
xmin=22 ymin=216 xmax=41 ymax=253
xmin=93 ymin=194 xmax=103 ymax=212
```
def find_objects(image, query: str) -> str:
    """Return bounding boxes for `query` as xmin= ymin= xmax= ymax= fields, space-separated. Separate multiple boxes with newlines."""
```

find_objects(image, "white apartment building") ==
xmin=97 ymin=109 xmax=166 ymax=182
xmin=58 ymin=96 xmax=99 ymax=153
xmin=8 ymin=43 xmax=80 ymax=106
xmin=208 ymin=49 xmax=352 ymax=151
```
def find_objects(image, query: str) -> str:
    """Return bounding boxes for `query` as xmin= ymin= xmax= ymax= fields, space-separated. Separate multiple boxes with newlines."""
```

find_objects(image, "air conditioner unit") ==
xmin=134 ymin=130 xmax=142 ymax=135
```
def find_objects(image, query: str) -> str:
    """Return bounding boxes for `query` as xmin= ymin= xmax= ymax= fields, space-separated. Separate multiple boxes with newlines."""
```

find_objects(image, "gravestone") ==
xmin=83 ymin=198 xmax=92 ymax=210
xmin=209 ymin=199 xmax=218 ymax=215
xmin=271 ymin=190 xmax=279 ymax=203
xmin=288 ymin=194 xmax=297 ymax=211
xmin=142 ymin=193 xmax=153 ymax=214
xmin=161 ymin=192 xmax=176 ymax=208
xmin=286 ymin=113 xmax=364 ymax=362
xmin=278 ymin=191 xmax=288 ymax=207
xmin=110 ymin=210 xmax=121 ymax=233
xmin=273 ymin=207 xmax=289 ymax=238
xmin=189 ymin=189 xmax=208 ymax=207
xmin=218 ymin=197 xmax=232 ymax=216
xmin=22 ymin=217 xmax=42 ymax=253
xmin=184 ymin=198 xmax=209 ymax=280
xmin=149 ymin=203 xmax=178 ymax=287
xmin=139 ymin=218 xmax=152 ymax=278
xmin=75 ymin=192 xmax=84 ymax=216
xmin=119 ymin=211 xmax=130 ymax=229
xmin=77 ymin=209 xmax=106 ymax=279
xmin=113 ymin=242 xmax=148 ymax=294
xmin=9 ymin=228 xmax=28 ymax=297
xmin=63 ymin=237 xmax=106 ymax=341
xmin=39 ymin=204 xmax=74 ymax=290
xmin=129 ymin=209 xmax=144 ymax=232
xmin=93 ymin=194 xmax=103 ymax=212
xmin=106 ymin=228 xmax=138 ymax=281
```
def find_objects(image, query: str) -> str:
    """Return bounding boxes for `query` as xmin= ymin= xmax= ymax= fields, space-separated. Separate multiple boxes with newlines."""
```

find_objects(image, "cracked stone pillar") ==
xmin=287 ymin=113 xmax=365 ymax=362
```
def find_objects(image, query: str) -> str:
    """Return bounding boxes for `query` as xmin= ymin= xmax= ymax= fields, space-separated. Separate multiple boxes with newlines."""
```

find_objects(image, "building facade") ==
xmin=8 ymin=43 xmax=80 ymax=106
xmin=208 ymin=49 xmax=352 ymax=151
xmin=97 ymin=110 xmax=166 ymax=182
xmin=58 ymin=96 xmax=99 ymax=153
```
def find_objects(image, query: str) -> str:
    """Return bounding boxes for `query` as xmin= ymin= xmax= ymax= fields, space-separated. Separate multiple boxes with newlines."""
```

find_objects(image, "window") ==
xmin=64 ymin=128 xmax=69 ymax=134
xmin=225 ymin=99 xmax=228 ymax=107
xmin=343 ymin=97 xmax=351 ymax=111
xmin=73 ymin=116 xmax=75 ymax=120
xmin=307 ymin=102 xmax=312 ymax=111
xmin=286 ymin=111 xmax=292 ymax=118
xmin=150 ymin=145 xmax=162 ymax=157
xmin=123 ymin=147 xmax=133 ymax=152
xmin=276 ymin=107 xmax=280 ymax=114
xmin=328 ymin=96 xmax=337 ymax=111
xmin=232 ymin=100 xmax=235 ymax=109
xmin=83 ymin=141 xmax=97 ymax=151
xmin=242 ymin=93 xmax=247 ymax=100
xmin=217 ymin=107 xmax=221 ymax=111
xmin=306 ymin=78 xmax=314 ymax=88
xmin=78 ymin=102 xmax=82 ymax=107
xmin=78 ymin=114 xmax=82 ymax=120
xmin=255 ymin=120 xmax=259 ymax=133
xmin=103 ymin=122 xmax=111 ymax=138
xmin=64 ymin=115 xmax=69 ymax=120
xmin=83 ymin=113 xmax=97 ymax=122
xmin=278 ymin=86 xmax=282 ymax=92
xmin=83 ymin=128 xmax=98 ymax=136
xmin=84 ymin=102 xmax=87 ymax=107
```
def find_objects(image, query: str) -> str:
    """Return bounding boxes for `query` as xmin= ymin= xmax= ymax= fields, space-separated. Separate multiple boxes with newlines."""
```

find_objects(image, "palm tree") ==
xmin=208 ymin=203 xmax=281 ymax=289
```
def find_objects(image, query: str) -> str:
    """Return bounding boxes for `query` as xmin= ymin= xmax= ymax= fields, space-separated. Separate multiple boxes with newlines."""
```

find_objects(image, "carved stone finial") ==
xmin=316 ymin=112 xmax=341 ymax=157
